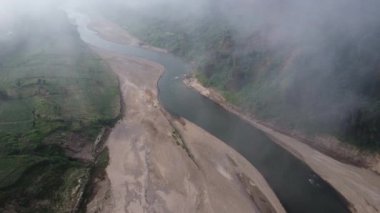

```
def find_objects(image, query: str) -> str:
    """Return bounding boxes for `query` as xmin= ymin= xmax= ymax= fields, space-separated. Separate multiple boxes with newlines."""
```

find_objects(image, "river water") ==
xmin=68 ymin=11 xmax=349 ymax=213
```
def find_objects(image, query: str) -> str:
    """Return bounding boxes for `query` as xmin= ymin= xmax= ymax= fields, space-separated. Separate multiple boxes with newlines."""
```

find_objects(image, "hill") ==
xmin=0 ymin=6 xmax=120 ymax=212
xmin=96 ymin=0 xmax=380 ymax=150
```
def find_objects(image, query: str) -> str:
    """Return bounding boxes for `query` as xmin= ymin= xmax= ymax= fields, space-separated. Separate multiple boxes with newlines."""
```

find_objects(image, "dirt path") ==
xmin=184 ymin=77 xmax=380 ymax=213
xmin=84 ymin=16 xmax=285 ymax=212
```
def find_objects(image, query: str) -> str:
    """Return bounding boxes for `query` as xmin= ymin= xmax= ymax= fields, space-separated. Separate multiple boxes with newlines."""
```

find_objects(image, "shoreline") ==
xmin=87 ymin=49 xmax=285 ymax=213
xmin=84 ymin=14 xmax=286 ymax=213
xmin=184 ymin=77 xmax=380 ymax=170
xmin=184 ymin=76 xmax=380 ymax=213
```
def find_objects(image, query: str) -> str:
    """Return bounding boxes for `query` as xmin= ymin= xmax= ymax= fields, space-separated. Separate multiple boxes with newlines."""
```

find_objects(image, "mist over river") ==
xmin=68 ymin=10 xmax=349 ymax=213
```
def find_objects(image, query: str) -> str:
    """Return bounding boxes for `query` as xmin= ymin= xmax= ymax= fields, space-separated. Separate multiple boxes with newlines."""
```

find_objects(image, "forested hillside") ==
xmin=97 ymin=0 xmax=380 ymax=149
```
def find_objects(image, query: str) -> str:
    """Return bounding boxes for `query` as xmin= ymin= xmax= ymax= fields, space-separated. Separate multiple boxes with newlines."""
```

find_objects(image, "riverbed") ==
xmin=68 ymin=10 xmax=350 ymax=213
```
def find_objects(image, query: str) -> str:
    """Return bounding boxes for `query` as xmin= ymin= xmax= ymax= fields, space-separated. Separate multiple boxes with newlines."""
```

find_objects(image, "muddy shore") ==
xmin=184 ymin=77 xmax=380 ymax=213
xmin=85 ymin=15 xmax=285 ymax=213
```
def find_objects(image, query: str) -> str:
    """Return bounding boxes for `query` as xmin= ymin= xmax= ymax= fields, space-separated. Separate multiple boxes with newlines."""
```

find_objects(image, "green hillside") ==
xmin=0 ymin=8 xmax=120 ymax=212
xmin=99 ymin=0 xmax=380 ymax=149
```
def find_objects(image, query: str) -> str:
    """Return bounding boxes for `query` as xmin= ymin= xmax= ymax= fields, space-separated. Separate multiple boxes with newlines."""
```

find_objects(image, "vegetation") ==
xmin=0 ymin=8 xmax=120 ymax=212
xmin=100 ymin=1 xmax=380 ymax=150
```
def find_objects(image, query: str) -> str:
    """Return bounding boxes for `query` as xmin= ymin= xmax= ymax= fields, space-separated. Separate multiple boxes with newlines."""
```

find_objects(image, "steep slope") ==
xmin=93 ymin=0 xmax=380 ymax=151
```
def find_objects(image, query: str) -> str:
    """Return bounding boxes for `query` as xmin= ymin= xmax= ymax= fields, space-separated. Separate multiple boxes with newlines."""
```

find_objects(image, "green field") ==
xmin=0 ymin=7 xmax=120 ymax=212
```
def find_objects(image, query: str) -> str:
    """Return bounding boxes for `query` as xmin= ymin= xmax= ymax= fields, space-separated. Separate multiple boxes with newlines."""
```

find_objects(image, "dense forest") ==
xmin=97 ymin=0 xmax=380 ymax=149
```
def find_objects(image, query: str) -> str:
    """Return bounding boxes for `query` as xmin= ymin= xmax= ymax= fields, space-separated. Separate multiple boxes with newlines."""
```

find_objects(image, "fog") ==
xmin=3 ymin=0 xmax=379 ymax=56
xmin=0 ymin=0 xmax=60 ymax=35
xmin=84 ymin=0 xmax=380 ymax=60
xmin=8 ymin=0 xmax=378 ymax=46
xmin=2 ymin=0 xmax=380 ymax=139
xmin=89 ymin=0 xmax=380 ymax=139
xmin=111 ymin=0 xmax=380 ymax=56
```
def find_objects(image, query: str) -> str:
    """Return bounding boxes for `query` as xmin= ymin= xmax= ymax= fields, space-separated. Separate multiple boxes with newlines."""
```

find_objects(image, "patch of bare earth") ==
xmin=184 ymin=76 xmax=380 ymax=213
xmin=85 ymin=48 xmax=285 ymax=213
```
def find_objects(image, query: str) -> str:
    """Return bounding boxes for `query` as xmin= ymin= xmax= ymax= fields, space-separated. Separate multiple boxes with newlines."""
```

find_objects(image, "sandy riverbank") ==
xmin=86 ymin=50 xmax=284 ymax=213
xmin=84 ymin=15 xmax=285 ymax=213
xmin=184 ymin=77 xmax=380 ymax=213
xmin=184 ymin=77 xmax=379 ymax=171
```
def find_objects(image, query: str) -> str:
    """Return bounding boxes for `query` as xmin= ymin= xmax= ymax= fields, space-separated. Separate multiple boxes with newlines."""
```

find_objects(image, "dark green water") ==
xmin=69 ymin=11 xmax=349 ymax=213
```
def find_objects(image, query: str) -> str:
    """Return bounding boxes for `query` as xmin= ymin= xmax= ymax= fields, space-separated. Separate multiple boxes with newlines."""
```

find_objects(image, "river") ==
xmin=68 ymin=11 xmax=349 ymax=213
